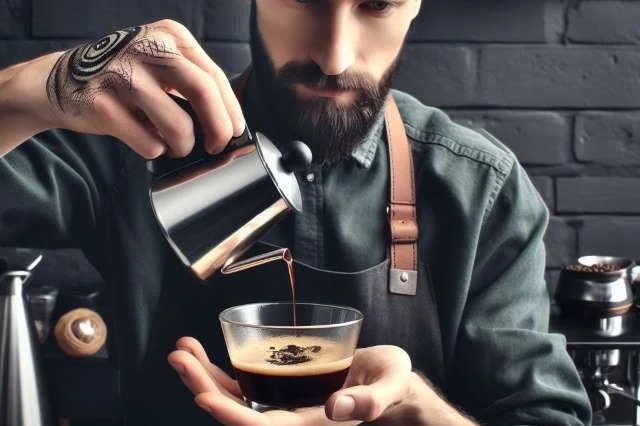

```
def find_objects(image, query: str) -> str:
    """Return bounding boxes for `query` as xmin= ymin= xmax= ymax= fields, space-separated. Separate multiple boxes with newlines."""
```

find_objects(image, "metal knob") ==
xmin=280 ymin=140 xmax=313 ymax=173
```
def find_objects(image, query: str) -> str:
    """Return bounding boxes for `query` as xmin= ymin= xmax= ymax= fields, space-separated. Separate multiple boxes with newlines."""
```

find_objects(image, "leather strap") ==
xmin=231 ymin=69 xmax=418 ymax=295
xmin=384 ymin=97 xmax=418 ymax=295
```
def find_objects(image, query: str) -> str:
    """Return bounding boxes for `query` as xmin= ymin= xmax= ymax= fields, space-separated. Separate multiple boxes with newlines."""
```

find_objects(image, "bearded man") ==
xmin=0 ymin=1 xmax=590 ymax=425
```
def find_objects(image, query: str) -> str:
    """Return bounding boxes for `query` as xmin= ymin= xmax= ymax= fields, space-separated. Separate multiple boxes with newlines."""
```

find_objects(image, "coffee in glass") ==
xmin=219 ymin=302 xmax=363 ymax=409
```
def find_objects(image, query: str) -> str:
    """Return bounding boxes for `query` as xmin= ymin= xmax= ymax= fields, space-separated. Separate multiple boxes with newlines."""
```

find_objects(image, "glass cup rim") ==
xmin=219 ymin=302 xmax=364 ymax=330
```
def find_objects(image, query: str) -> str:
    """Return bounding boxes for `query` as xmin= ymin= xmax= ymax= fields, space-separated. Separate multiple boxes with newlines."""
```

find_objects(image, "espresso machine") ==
xmin=552 ymin=255 xmax=640 ymax=425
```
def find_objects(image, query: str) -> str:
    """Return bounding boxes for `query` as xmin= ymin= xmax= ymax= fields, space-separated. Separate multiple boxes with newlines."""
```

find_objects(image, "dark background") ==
xmin=2 ymin=0 xmax=640 ymax=297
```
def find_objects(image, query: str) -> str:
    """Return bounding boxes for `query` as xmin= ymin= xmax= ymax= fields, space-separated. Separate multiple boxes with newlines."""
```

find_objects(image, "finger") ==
xmin=195 ymin=391 xmax=270 ymax=426
xmin=167 ymin=349 xmax=223 ymax=396
xmin=170 ymin=29 xmax=245 ymax=137
xmin=95 ymin=96 xmax=165 ymax=159
xmin=326 ymin=380 xmax=411 ymax=422
xmin=176 ymin=336 xmax=242 ymax=397
xmin=344 ymin=346 xmax=412 ymax=386
xmin=128 ymin=74 xmax=195 ymax=157
xmin=197 ymin=390 xmax=359 ymax=426
xmin=146 ymin=55 xmax=234 ymax=154
xmin=267 ymin=407 xmax=361 ymax=426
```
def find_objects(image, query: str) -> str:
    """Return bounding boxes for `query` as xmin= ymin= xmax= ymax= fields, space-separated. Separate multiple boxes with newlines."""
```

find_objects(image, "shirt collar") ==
xmin=350 ymin=108 xmax=385 ymax=169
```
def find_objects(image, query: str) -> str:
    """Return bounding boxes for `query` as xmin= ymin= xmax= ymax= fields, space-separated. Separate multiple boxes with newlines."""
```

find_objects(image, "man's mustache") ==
xmin=277 ymin=61 xmax=380 ymax=95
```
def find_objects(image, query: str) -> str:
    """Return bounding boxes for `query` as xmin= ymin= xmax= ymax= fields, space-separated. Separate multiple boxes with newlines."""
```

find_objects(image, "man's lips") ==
xmin=294 ymin=83 xmax=355 ymax=100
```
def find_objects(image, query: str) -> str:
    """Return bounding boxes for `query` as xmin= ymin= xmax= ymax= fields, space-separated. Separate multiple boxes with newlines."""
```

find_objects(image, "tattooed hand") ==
xmin=42 ymin=20 xmax=245 ymax=158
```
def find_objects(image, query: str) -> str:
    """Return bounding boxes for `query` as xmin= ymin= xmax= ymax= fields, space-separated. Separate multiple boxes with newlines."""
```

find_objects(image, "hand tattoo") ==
xmin=46 ymin=25 xmax=178 ymax=116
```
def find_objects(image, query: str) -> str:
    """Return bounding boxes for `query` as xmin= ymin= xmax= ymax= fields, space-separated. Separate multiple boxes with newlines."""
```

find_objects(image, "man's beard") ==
xmin=249 ymin=4 xmax=398 ymax=165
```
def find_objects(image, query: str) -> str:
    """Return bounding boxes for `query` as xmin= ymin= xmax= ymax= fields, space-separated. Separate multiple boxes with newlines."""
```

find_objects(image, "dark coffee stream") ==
xmin=284 ymin=254 xmax=297 ymax=327
xmin=265 ymin=252 xmax=325 ymax=366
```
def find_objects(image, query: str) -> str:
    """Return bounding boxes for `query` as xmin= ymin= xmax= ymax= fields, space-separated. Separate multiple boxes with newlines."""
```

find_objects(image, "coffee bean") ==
xmin=566 ymin=263 xmax=621 ymax=273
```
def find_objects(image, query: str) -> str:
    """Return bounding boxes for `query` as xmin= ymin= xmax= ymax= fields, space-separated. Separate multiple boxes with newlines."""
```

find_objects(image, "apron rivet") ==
xmin=400 ymin=272 xmax=409 ymax=282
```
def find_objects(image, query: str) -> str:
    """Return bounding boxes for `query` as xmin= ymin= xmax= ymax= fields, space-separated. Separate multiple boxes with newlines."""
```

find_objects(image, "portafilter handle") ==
xmin=600 ymin=383 xmax=640 ymax=405
xmin=595 ymin=379 xmax=640 ymax=406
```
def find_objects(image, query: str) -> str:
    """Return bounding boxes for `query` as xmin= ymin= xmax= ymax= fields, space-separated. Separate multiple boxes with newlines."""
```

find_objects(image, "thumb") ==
xmin=325 ymin=381 xmax=409 ymax=422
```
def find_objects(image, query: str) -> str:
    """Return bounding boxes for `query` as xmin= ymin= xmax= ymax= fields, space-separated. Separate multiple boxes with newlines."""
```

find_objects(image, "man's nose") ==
xmin=310 ymin=10 xmax=356 ymax=76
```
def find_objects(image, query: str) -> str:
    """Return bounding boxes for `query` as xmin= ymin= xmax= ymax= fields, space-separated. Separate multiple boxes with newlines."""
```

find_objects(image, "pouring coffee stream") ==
xmin=222 ymin=247 xmax=298 ymax=327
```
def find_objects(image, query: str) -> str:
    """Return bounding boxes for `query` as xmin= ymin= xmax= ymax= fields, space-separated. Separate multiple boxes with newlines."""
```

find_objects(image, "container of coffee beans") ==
xmin=555 ymin=256 xmax=635 ymax=317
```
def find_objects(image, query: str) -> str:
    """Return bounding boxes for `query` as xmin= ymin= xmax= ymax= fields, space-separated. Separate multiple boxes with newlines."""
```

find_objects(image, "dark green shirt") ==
xmin=0 ymin=82 xmax=591 ymax=425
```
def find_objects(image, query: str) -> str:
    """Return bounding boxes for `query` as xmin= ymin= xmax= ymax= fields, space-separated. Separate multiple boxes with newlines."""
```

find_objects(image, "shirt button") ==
xmin=305 ymin=172 xmax=315 ymax=183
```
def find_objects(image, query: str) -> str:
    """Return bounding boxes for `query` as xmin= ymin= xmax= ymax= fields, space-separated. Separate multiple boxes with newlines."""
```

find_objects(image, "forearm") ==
xmin=0 ymin=53 xmax=62 ymax=156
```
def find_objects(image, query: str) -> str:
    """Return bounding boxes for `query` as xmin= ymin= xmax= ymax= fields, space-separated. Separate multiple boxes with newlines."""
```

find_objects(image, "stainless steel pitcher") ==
xmin=148 ymin=95 xmax=312 ymax=281
xmin=0 ymin=250 xmax=53 ymax=426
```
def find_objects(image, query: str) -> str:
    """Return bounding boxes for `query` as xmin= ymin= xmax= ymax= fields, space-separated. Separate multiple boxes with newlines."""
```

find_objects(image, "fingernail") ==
xmin=207 ymin=143 xmax=224 ymax=155
xmin=232 ymin=124 xmax=245 ymax=138
xmin=195 ymin=399 xmax=211 ymax=414
xmin=332 ymin=395 xmax=355 ymax=421
xmin=170 ymin=362 xmax=185 ymax=375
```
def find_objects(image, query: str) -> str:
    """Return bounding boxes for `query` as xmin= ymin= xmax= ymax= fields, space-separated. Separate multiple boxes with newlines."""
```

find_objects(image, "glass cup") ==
xmin=219 ymin=302 xmax=363 ymax=410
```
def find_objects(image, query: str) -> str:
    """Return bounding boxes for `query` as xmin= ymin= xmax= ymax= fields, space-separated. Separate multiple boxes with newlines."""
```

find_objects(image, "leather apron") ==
xmin=126 ymin=75 xmax=445 ymax=425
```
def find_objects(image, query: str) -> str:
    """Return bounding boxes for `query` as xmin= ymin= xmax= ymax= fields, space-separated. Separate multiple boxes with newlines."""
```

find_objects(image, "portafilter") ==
xmin=148 ymin=95 xmax=312 ymax=281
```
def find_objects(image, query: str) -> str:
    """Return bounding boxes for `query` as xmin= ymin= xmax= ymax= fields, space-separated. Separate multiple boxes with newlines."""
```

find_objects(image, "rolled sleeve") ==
xmin=452 ymin=161 xmax=591 ymax=426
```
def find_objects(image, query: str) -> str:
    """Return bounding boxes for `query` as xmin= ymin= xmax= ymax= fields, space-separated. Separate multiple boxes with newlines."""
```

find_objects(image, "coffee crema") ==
xmin=231 ymin=336 xmax=352 ymax=408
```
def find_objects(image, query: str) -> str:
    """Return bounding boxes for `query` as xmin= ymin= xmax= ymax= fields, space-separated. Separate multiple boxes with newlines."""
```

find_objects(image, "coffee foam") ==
xmin=230 ymin=336 xmax=353 ymax=377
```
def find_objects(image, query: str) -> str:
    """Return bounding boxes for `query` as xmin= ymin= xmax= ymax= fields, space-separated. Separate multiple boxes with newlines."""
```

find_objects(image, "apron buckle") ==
xmin=389 ymin=268 xmax=418 ymax=296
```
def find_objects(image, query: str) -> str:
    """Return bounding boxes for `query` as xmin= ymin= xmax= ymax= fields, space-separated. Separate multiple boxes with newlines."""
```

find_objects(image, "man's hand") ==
xmin=6 ymin=19 xmax=244 ymax=158
xmin=168 ymin=337 xmax=472 ymax=426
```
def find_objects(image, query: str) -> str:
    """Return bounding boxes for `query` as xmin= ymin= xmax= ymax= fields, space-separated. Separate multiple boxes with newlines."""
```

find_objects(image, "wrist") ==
xmin=0 ymin=61 xmax=28 ymax=85
xmin=5 ymin=52 xmax=65 ymax=131
xmin=406 ymin=373 xmax=477 ymax=426
xmin=0 ymin=53 xmax=64 ymax=155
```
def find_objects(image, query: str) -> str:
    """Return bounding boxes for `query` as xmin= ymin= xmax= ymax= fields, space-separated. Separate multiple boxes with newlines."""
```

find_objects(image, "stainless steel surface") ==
xmin=0 ymin=254 xmax=53 ymax=426
xmin=149 ymin=143 xmax=296 ymax=281
xmin=148 ymin=96 xmax=311 ymax=281
xmin=560 ymin=274 xmax=631 ymax=304
xmin=636 ymin=365 xmax=640 ymax=426
xmin=600 ymin=316 xmax=626 ymax=337
xmin=602 ymin=382 xmax=640 ymax=406
xmin=588 ymin=349 xmax=621 ymax=368
xmin=25 ymin=285 xmax=58 ymax=343
xmin=555 ymin=255 xmax=635 ymax=316
xmin=190 ymin=199 xmax=290 ymax=280
xmin=221 ymin=247 xmax=290 ymax=275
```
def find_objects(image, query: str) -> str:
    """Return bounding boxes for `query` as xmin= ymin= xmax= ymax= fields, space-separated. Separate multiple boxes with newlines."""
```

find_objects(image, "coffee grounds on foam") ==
xmin=267 ymin=344 xmax=322 ymax=365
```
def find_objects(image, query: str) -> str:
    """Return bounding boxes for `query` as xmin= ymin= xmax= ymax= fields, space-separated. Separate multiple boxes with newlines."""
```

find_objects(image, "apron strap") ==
xmin=384 ymin=97 xmax=418 ymax=296
xmin=231 ymin=68 xmax=418 ymax=296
